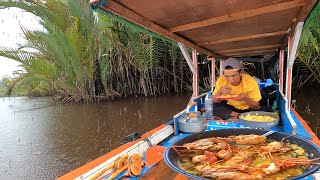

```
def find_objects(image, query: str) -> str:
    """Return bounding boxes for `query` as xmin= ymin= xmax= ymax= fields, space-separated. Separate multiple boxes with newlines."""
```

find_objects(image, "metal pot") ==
xmin=239 ymin=111 xmax=279 ymax=129
xmin=164 ymin=128 xmax=320 ymax=180
xmin=177 ymin=112 xmax=206 ymax=133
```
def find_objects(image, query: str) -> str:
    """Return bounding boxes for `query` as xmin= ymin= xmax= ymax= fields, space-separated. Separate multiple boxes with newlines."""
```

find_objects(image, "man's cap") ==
xmin=222 ymin=58 xmax=242 ymax=71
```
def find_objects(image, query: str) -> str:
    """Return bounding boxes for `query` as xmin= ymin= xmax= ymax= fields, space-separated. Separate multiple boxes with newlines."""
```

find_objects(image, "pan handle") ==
xmin=262 ymin=130 xmax=276 ymax=137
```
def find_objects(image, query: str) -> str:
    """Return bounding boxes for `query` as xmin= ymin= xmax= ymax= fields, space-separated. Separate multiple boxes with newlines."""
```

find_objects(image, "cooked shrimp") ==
xmin=184 ymin=139 xmax=215 ymax=150
xmin=221 ymin=134 xmax=267 ymax=145
xmin=192 ymin=155 xmax=207 ymax=163
xmin=260 ymin=141 xmax=291 ymax=153
xmin=260 ymin=162 xmax=281 ymax=175
xmin=183 ymin=138 xmax=225 ymax=150
xmin=223 ymin=156 xmax=246 ymax=166
xmin=274 ymin=157 xmax=320 ymax=170
xmin=209 ymin=142 xmax=229 ymax=151
xmin=210 ymin=163 xmax=280 ymax=178
xmin=201 ymin=168 xmax=265 ymax=180
xmin=216 ymin=149 xmax=232 ymax=160
xmin=192 ymin=151 xmax=218 ymax=164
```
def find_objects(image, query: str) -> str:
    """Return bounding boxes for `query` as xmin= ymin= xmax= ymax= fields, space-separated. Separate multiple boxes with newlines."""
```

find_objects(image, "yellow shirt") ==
xmin=213 ymin=73 xmax=262 ymax=110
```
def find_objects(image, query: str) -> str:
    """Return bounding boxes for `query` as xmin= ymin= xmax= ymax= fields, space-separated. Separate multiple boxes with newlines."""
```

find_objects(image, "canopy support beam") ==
xmin=178 ymin=42 xmax=195 ymax=74
xmin=285 ymin=22 xmax=303 ymax=110
xmin=178 ymin=43 xmax=198 ymax=97
xmin=192 ymin=49 xmax=199 ymax=97
xmin=207 ymin=56 xmax=216 ymax=91
xmin=211 ymin=57 xmax=216 ymax=91
xmin=219 ymin=60 xmax=223 ymax=76
xmin=279 ymin=49 xmax=284 ymax=93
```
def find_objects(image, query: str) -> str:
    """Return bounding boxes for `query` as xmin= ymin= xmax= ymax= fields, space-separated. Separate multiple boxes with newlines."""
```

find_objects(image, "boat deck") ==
xmin=99 ymin=113 xmax=319 ymax=180
xmin=58 ymin=96 xmax=319 ymax=180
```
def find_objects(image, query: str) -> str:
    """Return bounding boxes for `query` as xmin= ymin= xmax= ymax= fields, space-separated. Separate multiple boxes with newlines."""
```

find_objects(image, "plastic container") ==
xmin=265 ymin=79 xmax=273 ymax=87
xmin=259 ymin=79 xmax=273 ymax=90
xmin=204 ymin=92 xmax=213 ymax=120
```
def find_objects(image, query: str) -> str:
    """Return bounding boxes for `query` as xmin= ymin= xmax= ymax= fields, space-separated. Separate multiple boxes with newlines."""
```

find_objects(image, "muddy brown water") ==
xmin=0 ymin=90 xmax=319 ymax=180
xmin=292 ymin=87 xmax=320 ymax=138
xmin=0 ymin=94 xmax=191 ymax=179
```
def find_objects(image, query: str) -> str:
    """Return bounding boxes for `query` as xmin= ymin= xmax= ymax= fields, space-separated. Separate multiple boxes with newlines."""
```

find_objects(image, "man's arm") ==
xmin=213 ymin=92 xmax=221 ymax=103
xmin=244 ymin=96 xmax=260 ymax=110
xmin=234 ymin=93 xmax=260 ymax=110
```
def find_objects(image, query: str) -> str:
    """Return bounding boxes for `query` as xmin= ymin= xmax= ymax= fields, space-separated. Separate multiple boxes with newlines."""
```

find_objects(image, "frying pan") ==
xmin=164 ymin=128 xmax=320 ymax=180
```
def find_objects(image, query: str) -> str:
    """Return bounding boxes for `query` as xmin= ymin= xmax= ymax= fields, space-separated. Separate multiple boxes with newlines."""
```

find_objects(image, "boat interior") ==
xmin=57 ymin=1 xmax=320 ymax=179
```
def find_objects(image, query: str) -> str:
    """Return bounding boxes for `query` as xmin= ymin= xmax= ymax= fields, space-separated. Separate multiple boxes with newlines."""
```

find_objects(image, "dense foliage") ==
xmin=0 ymin=0 xmax=194 ymax=102
xmin=294 ymin=2 xmax=320 ymax=87
xmin=1 ymin=0 xmax=319 ymax=101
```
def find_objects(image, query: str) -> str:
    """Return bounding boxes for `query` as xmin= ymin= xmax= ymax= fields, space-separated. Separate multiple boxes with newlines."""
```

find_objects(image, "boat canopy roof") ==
xmin=94 ymin=0 xmax=317 ymax=58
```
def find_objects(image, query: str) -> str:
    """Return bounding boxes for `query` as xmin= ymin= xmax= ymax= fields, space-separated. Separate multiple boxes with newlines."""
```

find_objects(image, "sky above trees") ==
xmin=0 ymin=7 xmax=42 ymax=78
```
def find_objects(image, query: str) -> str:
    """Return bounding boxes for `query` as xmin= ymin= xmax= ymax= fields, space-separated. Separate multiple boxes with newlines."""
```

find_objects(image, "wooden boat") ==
xmin=58 ymin=0 xmax=320 ymax=179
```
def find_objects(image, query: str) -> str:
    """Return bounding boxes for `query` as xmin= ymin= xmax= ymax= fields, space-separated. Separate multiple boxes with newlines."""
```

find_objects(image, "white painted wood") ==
xmin=286 ymin=109 xmax=297 ymax=135
xmin=279 ymin=50 xmax=284 ymax=93
xmin=279 ymin=91 xmax=297 ymax=135
xmin=285 ymin=22 xmax=303 ymax=112
xmin=177 ymin=42 xmax=195 ymax=73
xmin=288 ymin=22 xmax=304 ymax=67
xmin=285 ymin=67 xmax=293 ymax=110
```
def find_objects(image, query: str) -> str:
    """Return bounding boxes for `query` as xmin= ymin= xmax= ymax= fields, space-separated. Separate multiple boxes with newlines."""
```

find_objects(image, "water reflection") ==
xmin=292 ymin=88 xmax=320 ymax=138
xmin=0 ymin=94 xmax=190 ymax=179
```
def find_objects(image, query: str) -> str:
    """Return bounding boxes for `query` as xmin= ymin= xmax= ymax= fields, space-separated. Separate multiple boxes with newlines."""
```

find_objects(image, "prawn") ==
xmin=183 ymin=138 xmax=225 ymax=150
xmin=172 ymin=138 xmax=230 ymax=156
xmin=259 ymin=141 xmax=291 ymax=154
xmin=220 ymin=134 xmax=267 ymax=145
xmin=192 ymin=151 xmax=218 ymax=164
xmin=274 ymin=157 xmax=320 ymax=170
xmin=199 ymin=165 xmax=265 ymax=180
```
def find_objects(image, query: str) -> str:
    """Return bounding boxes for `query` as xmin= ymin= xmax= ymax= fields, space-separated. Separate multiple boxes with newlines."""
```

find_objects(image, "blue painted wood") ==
xmin=290 ymin=110 xmax=312 ymax=139
xmin=279 ymin=96 xmax=294 ymax=134
xmin=278 ymin=93 xmax=312 ymax=139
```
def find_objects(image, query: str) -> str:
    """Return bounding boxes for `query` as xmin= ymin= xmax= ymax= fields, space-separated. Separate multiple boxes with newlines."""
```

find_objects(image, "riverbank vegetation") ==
xmin=0 ymin=0 xmax=194 ymax=102
xmin=0 ymin=0 xmax=319 ymax=102
xmin=294 ymin=2 xmax=320 ymax=88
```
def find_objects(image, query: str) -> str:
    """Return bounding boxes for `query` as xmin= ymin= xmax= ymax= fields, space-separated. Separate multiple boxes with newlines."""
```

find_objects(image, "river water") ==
xmin=292 ymin=87 xmax=320 ymax=138
xmin=0 ymin=90 xmax=319 ymax=180
xmin=0 ymin=94 xmax=191 ymax=179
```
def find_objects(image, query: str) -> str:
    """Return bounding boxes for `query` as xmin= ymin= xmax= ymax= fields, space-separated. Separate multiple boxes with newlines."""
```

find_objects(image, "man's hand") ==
xmin=217 ymin=86 xmax=232 ymax=96
xmin=234 ymin=93 xmax=260 ymax=110
xmin=233 ymin=93 xmax=249 ymax=101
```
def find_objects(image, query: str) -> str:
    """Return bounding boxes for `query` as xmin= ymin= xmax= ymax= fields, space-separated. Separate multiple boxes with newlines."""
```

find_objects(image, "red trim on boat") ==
xmin=57 ymin=124 xmax=168 ymax=180
xmin=291 ymin=107 xmax=320 ymax=146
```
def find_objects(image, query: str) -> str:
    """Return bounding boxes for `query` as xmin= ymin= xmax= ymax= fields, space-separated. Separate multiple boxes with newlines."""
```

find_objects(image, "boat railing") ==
xmin=279 ymin=90 xmax=297 ymax=135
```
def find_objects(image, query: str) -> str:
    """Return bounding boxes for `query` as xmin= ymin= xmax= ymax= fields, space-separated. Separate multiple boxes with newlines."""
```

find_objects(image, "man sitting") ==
xmin=212 ymin=58 xmax=262 ymax=120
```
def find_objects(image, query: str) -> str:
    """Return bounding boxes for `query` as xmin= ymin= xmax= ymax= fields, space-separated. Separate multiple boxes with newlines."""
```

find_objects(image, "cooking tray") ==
xmin=164 ymin=128 xmax=320 ymax=180
xmin=239 ymin=111 xmax=279 ymax=129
